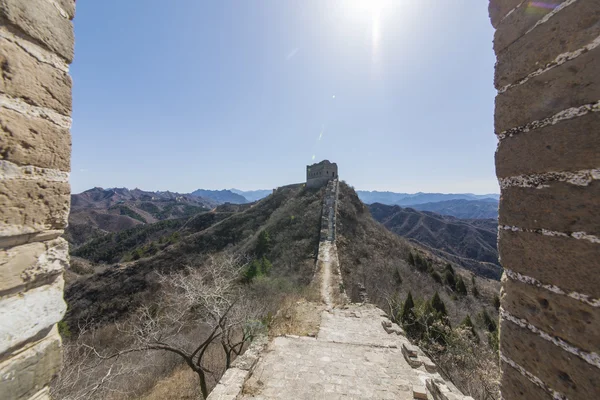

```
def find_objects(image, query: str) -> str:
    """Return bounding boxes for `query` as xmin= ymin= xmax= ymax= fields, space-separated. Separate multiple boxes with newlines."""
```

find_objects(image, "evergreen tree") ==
xmin=456 ymin=277 xmax=468 ymax=295
xmin=493 ymin=294 xmax=501 ymax=310
xmin=472 ymin=285 xmax=480 ymax=297
xmin=444 ymin=263 xmax=455 ymax=275
xmin=256 ymin=230 xmax=271 ymax=257
xmin=401 ymin=292 xmax=415 ymax=325
xmin=461 ymin=315 xmax=479 ymax=342
xmin=431 ymin=292 xmax=447 ymax=317
xmin=408 ymin=252 xmax=415 ymax=266
xmin=259 ymin=256 xmax=272 ymax=275
xmin=444 ymin=270 xmax=456 ymax=290
xmin=243 ymin=260 xmax=261 ymax=283
xmin=482 ymin=310 xmax=497 ymax=332
xmin=430 ymin=270 xmax=442 ymax=284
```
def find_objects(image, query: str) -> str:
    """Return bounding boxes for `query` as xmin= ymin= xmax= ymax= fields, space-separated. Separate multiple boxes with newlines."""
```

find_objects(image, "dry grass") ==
xmin=268 ymin=283 xmax=323 ymax=337
xmin=138 ymin=365 xmax=201 ymax=400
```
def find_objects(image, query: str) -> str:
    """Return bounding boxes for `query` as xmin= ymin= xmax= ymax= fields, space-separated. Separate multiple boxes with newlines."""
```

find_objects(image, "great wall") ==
xmin=1 ymin=1 xmax=599 ymax=399
xmin=207 ymin=177 xmax=475 ymax=399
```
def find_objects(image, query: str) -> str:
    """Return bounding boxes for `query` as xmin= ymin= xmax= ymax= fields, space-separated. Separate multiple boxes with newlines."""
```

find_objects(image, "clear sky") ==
xmin=70 ymin=0 xmax=499 ymax=194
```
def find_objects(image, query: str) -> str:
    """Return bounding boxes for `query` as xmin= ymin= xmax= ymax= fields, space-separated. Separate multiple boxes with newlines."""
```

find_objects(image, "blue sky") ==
xmin=70 ymin=0 xmax=498 ymax=194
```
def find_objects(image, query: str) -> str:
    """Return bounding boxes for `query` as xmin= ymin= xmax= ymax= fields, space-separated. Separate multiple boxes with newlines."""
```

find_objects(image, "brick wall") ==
xmin=489 ymin=1 xmax=600 ymax=399
xmin=0 ymin=0 xmax=75 ymax=399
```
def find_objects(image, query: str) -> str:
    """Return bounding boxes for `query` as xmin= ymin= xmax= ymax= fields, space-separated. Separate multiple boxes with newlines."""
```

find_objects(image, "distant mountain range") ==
xmin=357 ymin=191 xmax=499 ymax=219
xmin=368 ymin=203 xmax=501 ymax=279
xmin=357 ymin=191 xmax=499 ymax=205
xmin=190 ymin=189 xmax=249 ymax=204
xmin=228 ymin=189 xmax=271 ymax=202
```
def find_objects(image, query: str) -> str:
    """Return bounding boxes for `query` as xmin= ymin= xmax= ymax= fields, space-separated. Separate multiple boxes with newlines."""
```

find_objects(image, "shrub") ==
xmin=481 ymin=310 xmax=497 ymax=333
xmin=430 ymin=270 xmax=442 ymax=284
xmin=444 ymin=270 xmax=456 ymax=290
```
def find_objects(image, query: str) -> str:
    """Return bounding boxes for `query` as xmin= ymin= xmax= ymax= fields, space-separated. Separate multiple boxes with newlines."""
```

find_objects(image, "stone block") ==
xmin=495 ymin=45 xmax=600 ymax=133
xmin=502 ymin=277 xmax=600 ymax=354
xmin=495 ymin=1 xmax=599 ymax=86
xmin=493 ymin=0 xmax=561 ymax=54
xmin=499 ymin=180 xmax=600 ymax=236
xmin=500 ymin=359 xmax=553 ymax=399
xmin=0 ymin=328 xmax=61 ymax=400
xmin=501 ymin=318 xmax=600 ymax=399
xmin=0 ymin=179 xmax=70 ymax=237
xmin=56 ymin=0 xmax=75 ymax=19
xmin=499 ymin=229 xmax=600 ymax=298
xmin=412 ymin=384 xmax=427 ymax=399
xmin=0 ymin=38 xmax=72 ymax=115
xmin=0 ymin=0 xmax=74 ymax=62
xmin=0 ymin=275 xmax=66 ymax=355
xmin=0 ymin=107 xmax=71 ymax=171
xmin=0 ymin=237 xmax=68 ymax=294
xmin=489 ymin=0 xmax=525 ymax=28
xmin=496 ymin=112 xmax=600 ymax=178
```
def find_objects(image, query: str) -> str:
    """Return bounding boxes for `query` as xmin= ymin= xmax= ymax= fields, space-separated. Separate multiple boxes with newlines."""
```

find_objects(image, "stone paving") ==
xmin=208 ymin=178 xmax=470 ymax=400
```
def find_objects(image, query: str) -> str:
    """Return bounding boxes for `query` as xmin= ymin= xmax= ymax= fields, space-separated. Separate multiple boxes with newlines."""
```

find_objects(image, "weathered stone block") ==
xmin=0 ymin=327 xmax=61 ymax=400
xmin=501 ymin=319 xmax=600 ymax=399
xmin=498 ymin=225 xmax=600 ymax=298
xmin=495 ymin=1 xmax=599 ymax=87
xmin=489 ymin=0 xmax=525 ymax=28
xmin=0 ymin=237 xmax=68 ymax=294
xmin=496 ymin=112 xmax=600 ymax=178
xmin=495 ymin=45 xmax=600 ymax=133
xmin=502 ymin=277 xmax=600 ymax=354
xmin=0 ymin=275 xmax=66 ymax=355
xmin=0 ymin=107 xmax=71 ymax=171
xmin=500 ymin=359 xmax=553 ymax=399
xmin=0 ymin=0 xmax=74 ymax=62
xmin=0 ymin=179 xmax=70 ymax=237
xmin=0 ymin=38 xmax=72 ymax=115
xmin=493 ymin=0 xmax=563 ymax=54
xmin=56 ymin=0 xmax=75 ymax=20
xmin=499 ymin=180 xmax=600 ymax=236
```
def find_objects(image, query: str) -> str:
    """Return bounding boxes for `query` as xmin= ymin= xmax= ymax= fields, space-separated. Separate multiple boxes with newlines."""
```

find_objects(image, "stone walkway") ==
xmin=208 ymin=179 xmax=471 ymax=400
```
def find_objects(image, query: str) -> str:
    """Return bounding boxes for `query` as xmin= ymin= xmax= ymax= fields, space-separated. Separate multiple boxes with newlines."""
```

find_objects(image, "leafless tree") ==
xmin=55 ymin=254 xmax=265 ymax=399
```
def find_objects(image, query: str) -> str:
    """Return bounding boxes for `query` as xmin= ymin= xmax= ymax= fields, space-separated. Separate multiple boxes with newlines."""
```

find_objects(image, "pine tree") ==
xmin=408 ymin=252 xmax=415 ymax=266
xmin=401 ymin=292 xmax=415 ymax=324
xmin=243 ymin=260 xmax=261 ymax=283
xmin=430 ymin=270 xmax=442 ymax=284
xmin=493 ymin=294 xmax=501 ymax=310
xmin=256 ymin=230 xmax=271 ymax=257
xmin=431 ymin=292 xmax=447 ymax=316
xmin=260 ymin=256 xmax=272 ymax=275
xmin=461 ymin=315 xmax=479 ymax=342
xmin=482 ymin=310 xmax=497 ymax=332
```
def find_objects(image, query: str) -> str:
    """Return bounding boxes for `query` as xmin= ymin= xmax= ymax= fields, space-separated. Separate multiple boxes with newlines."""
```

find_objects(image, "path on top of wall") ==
xmin=208 ymin=179 xmax=472 ymax=400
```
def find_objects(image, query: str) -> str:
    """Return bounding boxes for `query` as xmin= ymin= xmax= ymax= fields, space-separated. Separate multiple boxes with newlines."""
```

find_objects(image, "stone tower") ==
xmin=306 ymin=160 xmax=338 ymax=189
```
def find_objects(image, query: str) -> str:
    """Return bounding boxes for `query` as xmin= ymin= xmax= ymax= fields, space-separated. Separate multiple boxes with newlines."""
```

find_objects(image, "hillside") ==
xmin=367 ymin=203 xmax=500 ymax=279
xmin=407 ymin=198 xmax=499 ymax=219
xmin=64 ymin=184 xmax=322 ymax=326
xmin=336 ymin=181 xmax=500 ymax=329
xmin=66 ymin=188 xmax=214 ymax=246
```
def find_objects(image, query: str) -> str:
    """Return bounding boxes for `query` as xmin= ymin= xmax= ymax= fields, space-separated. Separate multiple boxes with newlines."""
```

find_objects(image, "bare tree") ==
xmin=56 ymin=254 xmax=265 ymax=399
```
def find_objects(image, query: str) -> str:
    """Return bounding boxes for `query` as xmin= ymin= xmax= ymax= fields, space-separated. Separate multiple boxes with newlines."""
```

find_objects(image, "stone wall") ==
xmin=0 ymin=1 xmax=75 ymax=399
xmin=306 ymin=160 xmax=338 ymax=189
xmin=489 ymin=1 xmax=599 ymax=399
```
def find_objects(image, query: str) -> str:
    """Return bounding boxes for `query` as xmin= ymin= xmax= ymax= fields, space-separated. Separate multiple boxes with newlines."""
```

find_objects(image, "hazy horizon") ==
xmin=71 ymin=1 xmax=498 ymax=194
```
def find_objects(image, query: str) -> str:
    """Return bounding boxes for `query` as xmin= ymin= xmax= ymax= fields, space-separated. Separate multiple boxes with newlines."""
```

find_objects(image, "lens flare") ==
xmin=526 ymin=1 xmax=560 ymax=14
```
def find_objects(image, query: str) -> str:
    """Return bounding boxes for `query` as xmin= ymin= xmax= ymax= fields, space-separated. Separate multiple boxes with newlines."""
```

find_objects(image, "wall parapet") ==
xmin=489 ymin=0 xmax=600 ymax=398
xmin=0 ymin=1 xmax=75 ymax=398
